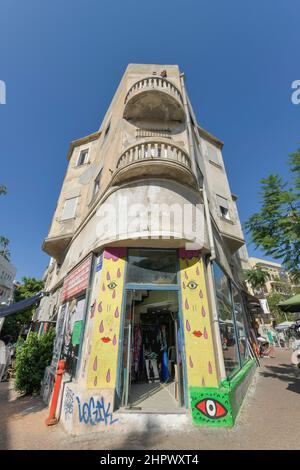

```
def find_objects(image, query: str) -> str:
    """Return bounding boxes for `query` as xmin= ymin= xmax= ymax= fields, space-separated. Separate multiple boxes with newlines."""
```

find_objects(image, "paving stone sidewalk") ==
xmin=0 ymin=348 xmax=299 ymax=450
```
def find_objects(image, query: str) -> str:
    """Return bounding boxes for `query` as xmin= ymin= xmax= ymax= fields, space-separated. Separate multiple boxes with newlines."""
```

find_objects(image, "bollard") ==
xmin=45 ymin=359 xmax=65 ymax=426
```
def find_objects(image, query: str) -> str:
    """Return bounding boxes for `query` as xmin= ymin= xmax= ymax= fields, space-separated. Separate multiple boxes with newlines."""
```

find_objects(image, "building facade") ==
xmin=248 ymin=257 xmax=292 ymax=296
xmin=0 ymin=255 xmax=16 ymax=335
xmin=42 ymin=64 xmax=256 ymax=433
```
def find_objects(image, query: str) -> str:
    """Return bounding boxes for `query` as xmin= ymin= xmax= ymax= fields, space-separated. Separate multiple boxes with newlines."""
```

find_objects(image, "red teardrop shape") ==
xmin=117 ymin=268 xmax=121 ymax=278
xmin=186 ymin=319 xmax=191 ymax=332
xmin=199 ymin=290 xmax=203 ymax=299
xmin=189 ymin=356 xmax=193 ymax=368
xmin=93 ymin=356 xmax=97 ymax=371
xmin=106 ymin=369 xmax=111 ymax=383
xmin=208 ymin=361 xmax=212 ymax=374
xmin=112 ymin=289 xmax=116 ymax=299
xmin=114 ymin=307 xmax=119 ymax=318
xmin=202 ymin=377 xmax=205 ymax=386
xmin=183 ymin=281 xmax=186 ymax=289
xmin=185 ymin=299 xmax=189 ymax=310
xmin=91 ymin=302 xmax=96 ymax=318
xmin=185 ymin=271 xmax=188 ymax=280
xmin=113 ymin=334 xmax=117 ymax=346
xmin=102 ymin=283 xmax=106 ymax=291
xmin=106 ymin=271 xmax=110 ymax=280
xmin=98 ymin=301 xmax=102 ymax=313
xmin=196 ymin=266 xmax=200 ymax=276
xmin=99 ymin=320 xmax=104 ymax=333
xmin=201 ymin=306 xmax=206 ymax=317
xmin=94 ymin=376 xmax=97 ymax=387
xmin=204 ymin=327 xmax=208 ymax=339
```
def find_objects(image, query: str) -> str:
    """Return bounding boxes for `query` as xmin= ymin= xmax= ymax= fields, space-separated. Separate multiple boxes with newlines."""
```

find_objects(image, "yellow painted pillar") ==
xmin=87 ymin=247 xmax=126 ymax=389
xmin=179 ymin=249 xmax=218 ymax=388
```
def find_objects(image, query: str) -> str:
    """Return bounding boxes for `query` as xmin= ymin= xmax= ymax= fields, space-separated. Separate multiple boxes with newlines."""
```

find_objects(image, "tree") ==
xmin=0 ymin=185 xmax=7 ymax=195
xmin=244 ymin=267 xmax=269 ymax=295
xmin=14 ymin=328 xmax=55 ymax=395
xmin=245 ymin=146 xmax=300 ymax=281
xmin=0 ymin=185 xmax=10 ymax=260
xmin=266 ymin=291 xmax=295 ymax=323
xmin=1 ymin=277 xmax=44 ymax=338
xmin=0 ymin=236 xmax=10 ymax=261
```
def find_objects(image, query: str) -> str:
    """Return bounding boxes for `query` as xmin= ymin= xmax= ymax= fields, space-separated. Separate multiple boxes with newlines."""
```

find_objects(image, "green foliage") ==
xmin=266 ymin=291 xmax=295 ymax=323
xmin=245 ymin=146 xmax=300 ymax=281
xmin=244 ymin=267 xmax=269 ymax=292
xmin=2 ymin=277 xmax=44 ymax=338
xmin=14 ymin=328 xmax=56 ymax=395
xmin=0 ymin=185 xmax=7 ymax=195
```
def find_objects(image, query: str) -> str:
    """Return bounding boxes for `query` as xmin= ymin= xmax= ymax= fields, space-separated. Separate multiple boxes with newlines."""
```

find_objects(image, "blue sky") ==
xmin=0 ymin=0 xmax=299 ymax=280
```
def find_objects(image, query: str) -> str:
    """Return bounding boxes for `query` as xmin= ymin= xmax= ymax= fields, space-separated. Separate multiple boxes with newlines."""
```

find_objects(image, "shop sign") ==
xmin=62 ymin=255 xmax=92 ymax=301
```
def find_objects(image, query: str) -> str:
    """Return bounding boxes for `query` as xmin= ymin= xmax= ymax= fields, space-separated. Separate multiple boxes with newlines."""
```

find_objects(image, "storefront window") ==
xmin=232 ymin=286 xmax=250 ymax=365
xmin=213 ymin=263 xmax=240 ymax=378
xmin=127 ymin=249 xmax=177 ymax=285
xmin=61 ymin=296 xmax=86 ymax=377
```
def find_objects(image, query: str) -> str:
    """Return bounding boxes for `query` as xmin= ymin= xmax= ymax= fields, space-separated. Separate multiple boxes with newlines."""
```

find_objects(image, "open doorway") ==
xmin=120 ymin=289 xmax=186 ymax=412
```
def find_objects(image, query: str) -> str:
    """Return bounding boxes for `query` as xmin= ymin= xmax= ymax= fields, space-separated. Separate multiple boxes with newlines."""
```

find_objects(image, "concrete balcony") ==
xmin=124 ymin=77 xmax=185 ymax=125
xmin=111 ymin=140 xmax=197 ymax=187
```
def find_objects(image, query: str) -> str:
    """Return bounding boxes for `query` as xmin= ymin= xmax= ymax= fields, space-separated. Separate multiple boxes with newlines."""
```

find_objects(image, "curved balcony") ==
xmin=124 ymin=77 xmax=185 ymax=126
xmin=111 ymin=140 xmax=197 ymax=187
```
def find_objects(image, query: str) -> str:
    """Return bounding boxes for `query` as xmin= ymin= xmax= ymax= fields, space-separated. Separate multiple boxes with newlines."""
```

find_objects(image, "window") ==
xmin=92 ymin=170 xmax=102 ymax=200
xmin=216 ymin=195 xmax=231 ymax=220
xmin=77 ymin=149 xmax=89 ymax=166
xmin=207 ymin=144 xmax=220 ymax=165
xmin=213 ymin=262 xmax=251 ymax=378
xmin=213 ymin=263 xmax=240 ymax=378
xmin=232 ymin=285 xmax=250 ymax=365
xmin=127 ymin=249 xmax=177 ymax=285
xmin=61 ymin=197 xmax=78 ymax=221
xmin=104 ymin=122 xmax=111 ymax=138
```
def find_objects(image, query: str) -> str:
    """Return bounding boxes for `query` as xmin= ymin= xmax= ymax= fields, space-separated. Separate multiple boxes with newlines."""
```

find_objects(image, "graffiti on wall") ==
xmin=179 ymin=249 xmax=218 ymax=388
xmin=76 ymin=396 xmax=118 ymax=426
xmin=64 ymin=386 xmax=75 ymax=420
xmin=190 ymin=387 xmax=232 ymax=427
xmin=87 ymin=248 xmax=126 ymax=388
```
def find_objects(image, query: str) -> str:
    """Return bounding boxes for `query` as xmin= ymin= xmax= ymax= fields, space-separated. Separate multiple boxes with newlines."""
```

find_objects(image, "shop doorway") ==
xmin=120 ymin=289 xmax=186 ymax=412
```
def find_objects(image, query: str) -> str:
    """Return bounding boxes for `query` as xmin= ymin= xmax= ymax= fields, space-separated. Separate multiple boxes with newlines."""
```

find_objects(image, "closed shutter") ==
xmin=207 ymin=145 xmax=219 ymax=164
xmin=61 ymin=197 xmax=78 ymax=220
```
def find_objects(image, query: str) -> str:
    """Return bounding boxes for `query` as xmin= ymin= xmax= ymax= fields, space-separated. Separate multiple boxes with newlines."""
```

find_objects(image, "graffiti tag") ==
xmin=76 ymin=396 xmax=118 ymax=426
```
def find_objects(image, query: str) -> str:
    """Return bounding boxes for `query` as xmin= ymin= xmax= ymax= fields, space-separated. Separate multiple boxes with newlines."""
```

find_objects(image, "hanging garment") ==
xmin=145 ymin=358 xmax=159 ymax=382
xmin=133 ymin=325 xmax=142 ymax=376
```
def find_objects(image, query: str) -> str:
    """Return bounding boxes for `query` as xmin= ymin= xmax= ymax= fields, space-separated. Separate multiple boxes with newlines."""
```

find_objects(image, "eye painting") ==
xmin=107 ymin=281 xmax=117 ymax=289
xmin=195 ymin=398 xmax=227 ymax=419
xmin=187 ymin=280 xmax=198 ymax=290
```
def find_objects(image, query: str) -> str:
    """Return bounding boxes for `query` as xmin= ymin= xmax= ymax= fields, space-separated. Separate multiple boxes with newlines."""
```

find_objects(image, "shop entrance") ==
xmin=120 ymin=289 xmax=186 ymax=412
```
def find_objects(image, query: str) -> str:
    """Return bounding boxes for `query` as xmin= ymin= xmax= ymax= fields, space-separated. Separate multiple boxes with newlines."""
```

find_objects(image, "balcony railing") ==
xmin=116 ymin=141 xmax=191 ymax=170
xmin=124 ymin=76 xmax=183 ymax=105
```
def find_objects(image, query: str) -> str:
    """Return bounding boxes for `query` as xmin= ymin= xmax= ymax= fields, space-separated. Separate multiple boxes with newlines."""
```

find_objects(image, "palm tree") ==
xmin=244 ymin=267 xmax=269 ymax=295
xmin=0 ymin=185 xmax=7 ymax=196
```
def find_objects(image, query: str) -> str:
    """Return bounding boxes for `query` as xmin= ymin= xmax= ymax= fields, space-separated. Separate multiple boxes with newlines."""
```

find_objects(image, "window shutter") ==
xmin=207 ymin=145 xmax=219 ymax=164
xmin=61 ymin=197 xmax=78 ymax=220
xmin=216 ymin=195 xmax=229 ymax=209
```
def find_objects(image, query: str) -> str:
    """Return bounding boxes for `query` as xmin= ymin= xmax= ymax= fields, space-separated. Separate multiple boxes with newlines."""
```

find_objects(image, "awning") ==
xmin=243 ymin=291 xmax=264 ymax=315
xmin=278 ymin=293 xmax=300 ymax=313
xmin=0 ymin=292 xmax=45 ymax=318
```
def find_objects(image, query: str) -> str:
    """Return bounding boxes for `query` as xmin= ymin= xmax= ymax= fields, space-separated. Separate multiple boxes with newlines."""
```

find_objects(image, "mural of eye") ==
xmin=107 ymin=281 xmax=117 ymax=289
xmin=187 ymin=280 xmax=198 ymax=290
xmin=196 ymin=398 xmax=227 ymax=419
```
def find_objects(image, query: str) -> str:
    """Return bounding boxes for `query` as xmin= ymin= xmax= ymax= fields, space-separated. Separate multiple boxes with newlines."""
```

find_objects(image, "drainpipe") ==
xmin=181 ymin=73 xmax=226 ymax=381
xmin=180 ymin=73 xmax=197 ymax=178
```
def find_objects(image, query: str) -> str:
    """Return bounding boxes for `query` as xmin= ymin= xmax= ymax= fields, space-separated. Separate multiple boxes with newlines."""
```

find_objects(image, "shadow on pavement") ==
xmin=0 ymin=380 xmax=47 ymax=450
xmin=260 ymin=363 xmax=300 ymax=395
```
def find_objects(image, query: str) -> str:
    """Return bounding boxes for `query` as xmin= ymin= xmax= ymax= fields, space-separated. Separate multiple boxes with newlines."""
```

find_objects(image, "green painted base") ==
xmin=190 ymin=359 xmax=256 ymax=427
